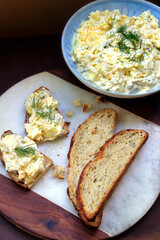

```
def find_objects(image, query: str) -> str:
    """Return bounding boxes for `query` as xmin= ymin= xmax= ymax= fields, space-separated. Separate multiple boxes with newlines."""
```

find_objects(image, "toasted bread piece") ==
xmin=52 ymin=165 xmax=66 ymax=179
xmin=67 ymin=108 xmax=117 ymax=226
xmin=25 ymin=86 xmax=69 ymax=144
xmin=77 ymin=129 xmax=148 ymax=220
xmin=0 ymin=130 xmax=53 ymax=189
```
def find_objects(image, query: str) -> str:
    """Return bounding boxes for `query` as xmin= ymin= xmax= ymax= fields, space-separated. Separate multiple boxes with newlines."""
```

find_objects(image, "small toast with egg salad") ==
xmin=24 ymin=87 xmax=69 ymax=143
xmin=0 ymin=130 xmax=53 ymax=189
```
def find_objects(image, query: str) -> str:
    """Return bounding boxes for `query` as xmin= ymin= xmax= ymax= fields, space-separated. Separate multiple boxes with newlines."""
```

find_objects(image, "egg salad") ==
xmin=0 ymin=132 xmax=46 ymax=185
xmin=24 ymin=88 xmax=67 ymax=142
xmin=71 ymin=10 xmax=160 ymax=94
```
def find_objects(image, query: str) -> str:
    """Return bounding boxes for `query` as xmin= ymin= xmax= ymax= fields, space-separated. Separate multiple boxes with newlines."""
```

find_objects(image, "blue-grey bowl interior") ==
xmin=61 ymin=0 xmax=160 ymax=98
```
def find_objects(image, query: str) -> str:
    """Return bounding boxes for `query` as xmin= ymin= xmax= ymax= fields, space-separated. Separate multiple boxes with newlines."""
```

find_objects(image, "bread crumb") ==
xmin=95 ymin=96 xmax=105 ymax=103
xmin=52 ymin=166 xmax=66 ymax=179
xmin=72 ymin=99 xmax=83 ymax=108
xmin=83 ymin=103 xmax=92 ymax=112
xmin=66 ymin=111 xmax=74 ymax=117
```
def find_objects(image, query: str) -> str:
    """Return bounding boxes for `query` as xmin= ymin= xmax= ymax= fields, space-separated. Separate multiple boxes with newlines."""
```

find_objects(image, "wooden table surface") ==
xmin=0 ymin=6 xmax=160 ymax=239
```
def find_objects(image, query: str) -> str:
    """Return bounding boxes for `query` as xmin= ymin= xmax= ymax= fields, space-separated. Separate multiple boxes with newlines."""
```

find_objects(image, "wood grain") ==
xmin=0 ymin=174 xmax=109 ymax=240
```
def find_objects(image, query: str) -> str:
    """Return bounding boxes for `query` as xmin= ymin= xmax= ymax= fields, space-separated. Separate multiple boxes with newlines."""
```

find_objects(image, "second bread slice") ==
xmin=77 ymin=129 xmax=148 ymax=220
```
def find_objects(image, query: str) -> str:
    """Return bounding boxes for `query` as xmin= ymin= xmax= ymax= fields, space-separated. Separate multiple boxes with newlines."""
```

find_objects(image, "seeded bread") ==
xmin=77 ymin=129 xmax=148 ymax=221
xmin=0 ymin=130 xmax=53 ymax=189
xmin=68 ymin=108 xmax=117 ymax=226
xmin=25 ymin=86 xmax=69 ymax=144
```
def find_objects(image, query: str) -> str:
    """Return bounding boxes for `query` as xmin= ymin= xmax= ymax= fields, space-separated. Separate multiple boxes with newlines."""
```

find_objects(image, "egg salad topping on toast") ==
xmin=24 ymin=88 xmax=66 ymax=142
xmin=0 ymin=133 xmax=45 ymax=185
xmin=71 ymin=10 xmax=160 ymax=94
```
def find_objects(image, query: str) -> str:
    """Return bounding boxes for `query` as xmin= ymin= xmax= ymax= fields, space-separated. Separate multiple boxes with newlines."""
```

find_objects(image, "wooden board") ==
xmin=0 ymin=72 xmax=160 ymax=239
xmin=0 ymin=174 xmax=108 ymax=240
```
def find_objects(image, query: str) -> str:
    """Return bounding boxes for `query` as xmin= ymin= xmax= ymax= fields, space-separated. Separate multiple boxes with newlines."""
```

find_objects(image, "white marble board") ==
xmin=0 ymin=72 xmax=160 ymax=237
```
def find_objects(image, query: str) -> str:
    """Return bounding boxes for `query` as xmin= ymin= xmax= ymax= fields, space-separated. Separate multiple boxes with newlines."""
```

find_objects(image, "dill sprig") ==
xmin=118 ymin=40 xmax=131 ymax=54
xmin=117 ymin=24 xmax=140 ymax=54
xmin=128 ymin=52 xmax=145 ymax=63
xmin=109 ymin=14 xmax=116 ymax=29
xmin=117 ymin=25 xmax=127 ymax=35
xmin=30 ymin=96 xmax=55 ymax=123
xmin=29 ymin=93 xmax=60 ymax=125
xmin=31 ymin=96 xmax=41 ymax=109
xmin=36 ymin=105 xmax=56 ymax=123
xmin=126 ymin=31 xmax=140 ymax=50
xmin=14 ymin=145 xmax=37 ymax=158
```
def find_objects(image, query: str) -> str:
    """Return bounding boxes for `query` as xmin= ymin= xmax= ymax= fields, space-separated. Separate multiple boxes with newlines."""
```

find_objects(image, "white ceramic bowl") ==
xmin=61 ymin=0 xmax=160 ymax=98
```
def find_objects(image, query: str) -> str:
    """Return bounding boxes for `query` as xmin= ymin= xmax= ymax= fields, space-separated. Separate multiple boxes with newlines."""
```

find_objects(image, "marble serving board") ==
xmin=0 ymin=72 xmax=160 ymax=237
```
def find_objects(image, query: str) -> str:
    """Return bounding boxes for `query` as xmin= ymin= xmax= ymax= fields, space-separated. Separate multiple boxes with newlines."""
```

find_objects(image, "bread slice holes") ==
xmin=107 ymin=113 xmax=112 ymax=118
xmin=100 ymin=114 xmax=105 ymax=118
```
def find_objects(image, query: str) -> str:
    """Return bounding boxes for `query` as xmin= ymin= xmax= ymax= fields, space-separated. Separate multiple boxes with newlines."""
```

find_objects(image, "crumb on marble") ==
xmin=52 ymin=166 xmax=66 ymax=179
xmin=95 ymin=95 xmax=106 ymax=103
xmin=72 ymin=99 xmax=83 ymax=108
xmin=66 ymin=111 xmax=74 ymax=117
xmin=83 ymin=103 xmax=92 ymax=112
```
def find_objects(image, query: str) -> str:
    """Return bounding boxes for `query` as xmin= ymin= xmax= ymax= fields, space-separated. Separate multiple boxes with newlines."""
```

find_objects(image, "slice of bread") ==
xmin=0 ymin=130 xmax=53 ymax=189
xmin=77 ymin=205 xmax=104 ymax=227
xmin=67 ymin=108 xmax=117 ymax=226
xmin=77 ymin=129 xmax=148 ymax=220
xmin=25 ymin=86 xmax=69 ymax=144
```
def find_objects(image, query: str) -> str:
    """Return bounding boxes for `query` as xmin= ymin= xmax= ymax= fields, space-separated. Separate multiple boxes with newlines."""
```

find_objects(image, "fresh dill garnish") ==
xmin=31 ymin=96 xmax=41 ymax=110
xmin=128 ymin=52 xmax=145 ymax=63
xmin=54 ymin=121 xmax=59 ymax=127
xmin=126 ymin=31 xmax=140 ymax=50
xmin=36 ymin=105 xmax=55 ymax=123
xmin=118 ymin=39 xmax=131 ymax=54
xmin=14 ymin=145 xmax=37 ymax=158
xmin=110 ymin=20 xmax=114 ymax=29
xmin=29 ymin=94 xmax=59 ymax=124
xmin=109 ymin=15 xmax=116 ymax=29
xmin=117 ymin=25 xmax=127 ymax=35
xmin=117 ymin=24 xmax=141 ymax=54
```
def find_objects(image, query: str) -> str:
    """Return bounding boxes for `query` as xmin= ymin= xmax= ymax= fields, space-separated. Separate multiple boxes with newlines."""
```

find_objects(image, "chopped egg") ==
xmin=0 ymin=132 xmax=46 ymax=185
xmin=72 ymin=99 xmax=83 ymax=107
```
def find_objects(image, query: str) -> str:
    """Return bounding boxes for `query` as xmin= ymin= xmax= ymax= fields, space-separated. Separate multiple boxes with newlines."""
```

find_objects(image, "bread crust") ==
xmin=25 ymin=86 xmax=69 ymax=144
xmin=0 ymin=130 xmax=53 ymax=189
xmin=77 ymin=129 xmax=148 ymax=220
xmin=67 ymin=108 xmax=117 ymax=227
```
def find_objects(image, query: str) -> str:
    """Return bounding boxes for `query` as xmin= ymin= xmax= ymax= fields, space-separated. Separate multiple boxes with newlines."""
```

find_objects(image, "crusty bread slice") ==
xmin=0 ymin=130 xmax=53 ymax=189
xmin=67 ymin=108 xmax=117 ymax=226
xmin=77 ymin=129 xmax=148 ymax=220
xmin=77 ymin=205 xmax=104 ymax=227
xmin=25 ymin=86 xmax=69 ymax=144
